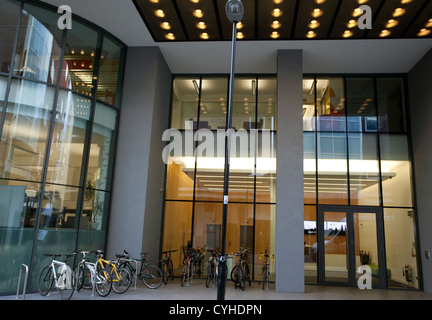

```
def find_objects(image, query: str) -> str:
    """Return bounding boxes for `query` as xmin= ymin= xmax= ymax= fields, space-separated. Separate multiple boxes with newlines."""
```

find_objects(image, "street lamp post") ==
xmin=217 ymin=0 xmax=244 ymax=301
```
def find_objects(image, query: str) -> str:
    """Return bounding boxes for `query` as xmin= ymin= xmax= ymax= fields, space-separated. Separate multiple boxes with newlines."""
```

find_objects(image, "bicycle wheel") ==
xmin=95 ymin=269 xmax=112 ymax=297
xmin=112 ymin=267 xmax=132 ymax=294
xmin=57 ymin=269 xmax=75 ymax=300
xmin=39 ymin=266 xmax=53 ymax=296
xmin=205 ymin=263 xmax=215 ymax=288
xmin=261 ymin=265 xmax=269 ymax=290
xmin=243 ymin=263 xmax=251 ymax=286
xmin=230 ymin=265 xmax=237 ymax=282
xmin=161 ymin=260 xmax=169 ymax=285
xmin=236 ymin=265 xmax=245 ymax=291
xmin=75 ymin=264 xmax=92 ymax=291
xmin=169 ymin=258 xmax=175 ymax=280
xmin=141 ymin=264 xmax=162 ymax=289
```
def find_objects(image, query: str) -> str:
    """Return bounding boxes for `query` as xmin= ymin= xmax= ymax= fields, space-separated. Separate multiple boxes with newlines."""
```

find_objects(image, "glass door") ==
xmin=318 ymin=206 xmax=386 ymax=288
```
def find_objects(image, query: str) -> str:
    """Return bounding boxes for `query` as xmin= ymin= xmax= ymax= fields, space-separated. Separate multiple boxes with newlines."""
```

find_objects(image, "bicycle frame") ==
xmin=50 ymin=259 xmax=72 ymax=290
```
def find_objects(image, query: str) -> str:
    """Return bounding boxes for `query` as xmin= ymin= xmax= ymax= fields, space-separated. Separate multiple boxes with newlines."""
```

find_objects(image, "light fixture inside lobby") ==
xmin=165 ymin=33 xmax=175 ymax=40
xmin=306 ymin=30 xmax=317 ymax=38
xmin=417 ymin=28 xmax=431 ymax=37
xmin=154 ymin=9 xmax=164 ymax=18
xmin=193 ymin=9 xmax=204 ymax=18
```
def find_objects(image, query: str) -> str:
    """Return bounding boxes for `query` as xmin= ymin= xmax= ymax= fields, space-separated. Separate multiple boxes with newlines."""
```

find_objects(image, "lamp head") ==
xmin=225 ymin=0 xmax=244 ymax=23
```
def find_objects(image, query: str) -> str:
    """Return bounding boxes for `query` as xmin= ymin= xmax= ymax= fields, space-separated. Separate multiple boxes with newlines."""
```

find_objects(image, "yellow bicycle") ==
xmin=95 ymin=250 xmax=132 ymax=294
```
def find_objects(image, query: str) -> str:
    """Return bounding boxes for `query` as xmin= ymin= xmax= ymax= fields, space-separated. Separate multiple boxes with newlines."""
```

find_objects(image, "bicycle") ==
xmin=230 ymin=249 xmax=251 ymax=290
xmin=117 ymin=251 xmax=163 ymax=289
xmin=205 ymin=250 xmax=227 ymax=288
xmin=259 ymin=248 xmax=274 ymax=290
xmin=181 ymin=245 xmax=195 ymax=287
xmin=161 ymin=249 xmax=177 ymax=285
xmin=74 ymin=250 xmax=112 ymax=297
xmin=95 ymin=250 xmax=132 ymax=294
xmin=38 ymin=253 xmax=76 ymax=300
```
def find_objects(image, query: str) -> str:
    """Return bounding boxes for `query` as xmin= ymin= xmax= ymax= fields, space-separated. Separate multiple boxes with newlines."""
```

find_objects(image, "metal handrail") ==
xmin=15 ymin=264 xmax=29 ymax=300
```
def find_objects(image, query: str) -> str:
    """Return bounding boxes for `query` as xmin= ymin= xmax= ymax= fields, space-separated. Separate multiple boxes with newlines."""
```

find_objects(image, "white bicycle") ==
xmin=38 ymin=253 xmax=76 ymax=300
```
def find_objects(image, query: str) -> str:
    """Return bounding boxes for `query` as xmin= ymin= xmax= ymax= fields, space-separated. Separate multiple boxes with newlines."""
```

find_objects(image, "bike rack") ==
xmin=118 ymin=258 xmax=139 ymax=288
xmin=15 ymin=264 xmax=29 ymax=300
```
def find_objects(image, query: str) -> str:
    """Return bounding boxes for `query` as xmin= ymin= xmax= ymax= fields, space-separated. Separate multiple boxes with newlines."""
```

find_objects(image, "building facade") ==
xmin=1 ymin=0 xmax=432 ymax=295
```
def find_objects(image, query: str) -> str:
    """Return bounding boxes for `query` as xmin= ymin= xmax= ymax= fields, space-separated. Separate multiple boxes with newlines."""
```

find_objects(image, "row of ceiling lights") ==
xmin=150 ymin=0 xmax=431 ymax=40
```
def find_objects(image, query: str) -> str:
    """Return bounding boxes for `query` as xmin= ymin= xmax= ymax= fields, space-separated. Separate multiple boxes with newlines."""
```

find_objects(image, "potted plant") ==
xmin=85 ymin=180 xmax=103 ymax=229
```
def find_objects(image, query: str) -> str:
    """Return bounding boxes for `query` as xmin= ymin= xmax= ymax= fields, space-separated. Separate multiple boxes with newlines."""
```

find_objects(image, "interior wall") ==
xmin=408 ymin=48 xmax=432 ymax=294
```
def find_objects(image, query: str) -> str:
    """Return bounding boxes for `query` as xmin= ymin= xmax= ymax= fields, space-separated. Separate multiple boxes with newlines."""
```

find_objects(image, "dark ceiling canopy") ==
xmin=133 ymin=0 xmax=432 ymax=42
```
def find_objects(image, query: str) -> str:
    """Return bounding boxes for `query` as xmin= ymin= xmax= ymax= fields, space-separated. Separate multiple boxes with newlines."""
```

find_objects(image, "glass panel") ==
xmin=316 ymin=77 xmax=345 ymax=132
xmin=0 ymin=79 xmax=54 ymax=181
xmin=384 ymin=208 xmax=419 ymax=289
xmin=87 ymin=103 xmax=118 ymax=191
xmin=0 ymin=179 xmax=40 ymax=293
xmin=257 ymin=77 xmax=277 ymax=130
xmin=380 ymin=134 xmax=413 ymax=207
xmin=199 ymin=77 xmax=228 ymax=130
xmin=317 ymin=132 xmax=348 ymax=205
xmin=233 ymin=77 xmax=256 ymax=131
xmin=0 ymin=76 xmax=8 ymax=114
xmin=348 ymin=133 xmax=381 ymax=206
xmin=0 ymin=0 xmax=21 ymax=74
xmin=162 ymin=201 xmax=192 ymax=276
xmin=304 ymin=132 xmax=316 ymax=204
xmin=377 ymin=78 xmax=406 ymax=132
xmin=323 ymin=210 xmax=348 ymax=283
xmin=303 ymin=77 xmax=315 ymax=131
xmin=97 ymin=36 xmax=123 ymax=106
xmin=353 ymin=211 xmax=379 ymax=288
xmin=346 ymin=78 xmax=377 ymax=132
xmin=255 ymin=131 xmax=276 ymax=203
xmin=14 ymin=3 xmax=63 ymax=83
xmin=46 ymin=90 xmax=91 ymax=186
xmin=255 ymin=204 xmax=276 ymax=282
xmin=60 ymin=21 xmax=99 ymax=95
xmin=304 ymin=205 xmax=317 ymax=284
xmin=171 ymin=77 xmax=200 ymax=129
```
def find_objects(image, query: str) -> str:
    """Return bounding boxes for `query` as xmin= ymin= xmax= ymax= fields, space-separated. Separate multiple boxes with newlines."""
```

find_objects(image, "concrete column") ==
xmin=275 ymin=50 xmax=304 ymax=292
xmin=408 ymin=48 xmax=432 ymax=294
xmin=106 ymin=47 xmax=172 ymax=262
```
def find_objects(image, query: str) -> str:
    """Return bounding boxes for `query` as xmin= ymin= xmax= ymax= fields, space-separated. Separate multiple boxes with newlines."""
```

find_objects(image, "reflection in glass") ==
xmin=0 ymin=179 xmax=40 ymax=293
xmin=323 ymin=210 xmax=348 ymax=282
xmin=233 ymin=77 xmax=256 ymax=131
xmin=304 ymin=132 xmax=316 ymax=204
xmin=377 ymin=78 xmax=406 ymax=132
xmin=46 ymin=90 xmax=91 ymax=186
xmin=255 ymin=131 xmax=276 ymax=203
xmin=0 ymin=76 xmax=8 ymax=114
xmin=384 ymin=208 xmax=419 ymax=289
xmin=199 ymin=77 xmax=228 ymax=130
xmin=14 ymin=3 xmax=63 ymax=83
xmin=317 ymin=132 xmax=348 ymax=205
xmin=346 ymin=78 xmax=377 ymax=132
xmin=303 ymin=78 xmax=315 ymax=131
xmin=170 ymin=77 xmax=200 ymax=129
xmin=87 ymin=103 xmax=118 ymax=191
xmin=81 ymin=188 xmax=110 ymax=231
xmin=316 ymin=77 xmax=345 ymax=132
xmin=0 ymin=79 xmax=54 ymax=181
xmin=0 ymin=0 xmax=21 ymax=74
xmin=380 ymin=134 xmax=413 ymax=207
xmin=304 ymin=205 xmax=317 ymax=284
xmin=348 ymin=133 xmax=381 ymax=206
xmin=60 ymin=21 xmax=99 ymax=95
xmin=97 ymin=36 xmax=123 ymax=106
xmin=257 ymin=77 xmax=277 ymax=130
xmin=255 ymin=204 xmax=276 ymax=281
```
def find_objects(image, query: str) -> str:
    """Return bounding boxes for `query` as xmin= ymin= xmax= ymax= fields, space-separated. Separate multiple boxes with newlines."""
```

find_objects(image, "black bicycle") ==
xmin=230 ymin=249 xmax=251 ymax=290
xmin=161 ymin=249 xmax=177 ymax=285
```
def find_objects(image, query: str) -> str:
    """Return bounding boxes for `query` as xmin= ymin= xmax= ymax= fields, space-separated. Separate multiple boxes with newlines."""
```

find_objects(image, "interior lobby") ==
xmin=1 ymin=0 xmax=432 ymax=297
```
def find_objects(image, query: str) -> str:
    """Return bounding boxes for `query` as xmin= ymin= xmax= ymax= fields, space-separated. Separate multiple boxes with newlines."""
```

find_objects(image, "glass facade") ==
xmin=162 ymin=76 xmax=276 ymax=282
xmin=0 ymin=0 xmax=124 ymax=294
xmin=303 ymin=75 xmax=419 ymax=289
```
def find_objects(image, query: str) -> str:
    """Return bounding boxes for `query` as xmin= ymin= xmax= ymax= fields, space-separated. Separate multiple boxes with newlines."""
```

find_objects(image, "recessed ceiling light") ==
xmin=196 ymin=21 xmax=206 ymax=29
xmin=190 ymin=0 xmax=200 ymax=3
xmin=165 ymin=33 xmax=175 ymax=40
xmin=193 ymin=9 xmax=204 ymax=18
xmin=271 ymin=20 xmax=281 ymax=29
xmin=379 ymin=29 xmax=391 ymax=37
xmin=236 ymin=32 xmax=244 ymax=39
xmin=270 ymin=31 xmax=280 ymax=39
xmin=358 ymin=0 xmax=369 ymax=4
xmin=237 ymin=22 xmax=244 ymax=29
xmin=347 ymin=19 xmax=357 ymax=28
xmin=386 ymin=19 xmax=399 ymax=28
xmin=154 ymin=9 xmax=165 ymax=18
xmin=425 ymin=19 xmax=432 ymax=28
xmin=342 ymin=30 xmax=353 ymax=38
xmin=401 ymin=0 xmax=412 ymax=3
xmin=273 ymin=0 xmax=283 ymax=4
xmin=316 ymin=0 xmax=326 ymax=3
xmin=353 ymin=8 xmax=363 ymax=17
xmin=149 ymin=0 xmax=159 ymax=3
xmin=272 ymin=8 xmax=282 ymax=17
xmin=306 ymin=30 xmax=317 ymax=38
xmin=393 ymin=8 xmax=406 ymax=17
xmin=417 ymin=28 xmax=431 ymax=37
xmin=161 ymin=22 xmax=171 ymax=30
xmin=200 ymin=32 xmax=209 ymax=39
xmin=312 ymin=8 xmax=322 ymax=18
xmin=309 ymin=20 xmax=320 ymax=28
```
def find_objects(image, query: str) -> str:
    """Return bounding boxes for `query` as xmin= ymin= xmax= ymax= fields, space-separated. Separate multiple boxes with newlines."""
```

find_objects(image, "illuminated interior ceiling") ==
xmin=133 ymin=0 xmax=432 ymax=42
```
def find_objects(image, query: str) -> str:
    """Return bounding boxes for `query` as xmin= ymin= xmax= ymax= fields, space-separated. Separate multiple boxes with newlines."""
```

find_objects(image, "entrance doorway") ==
xmin=317 ymin=206 xmax=387 ymax=288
